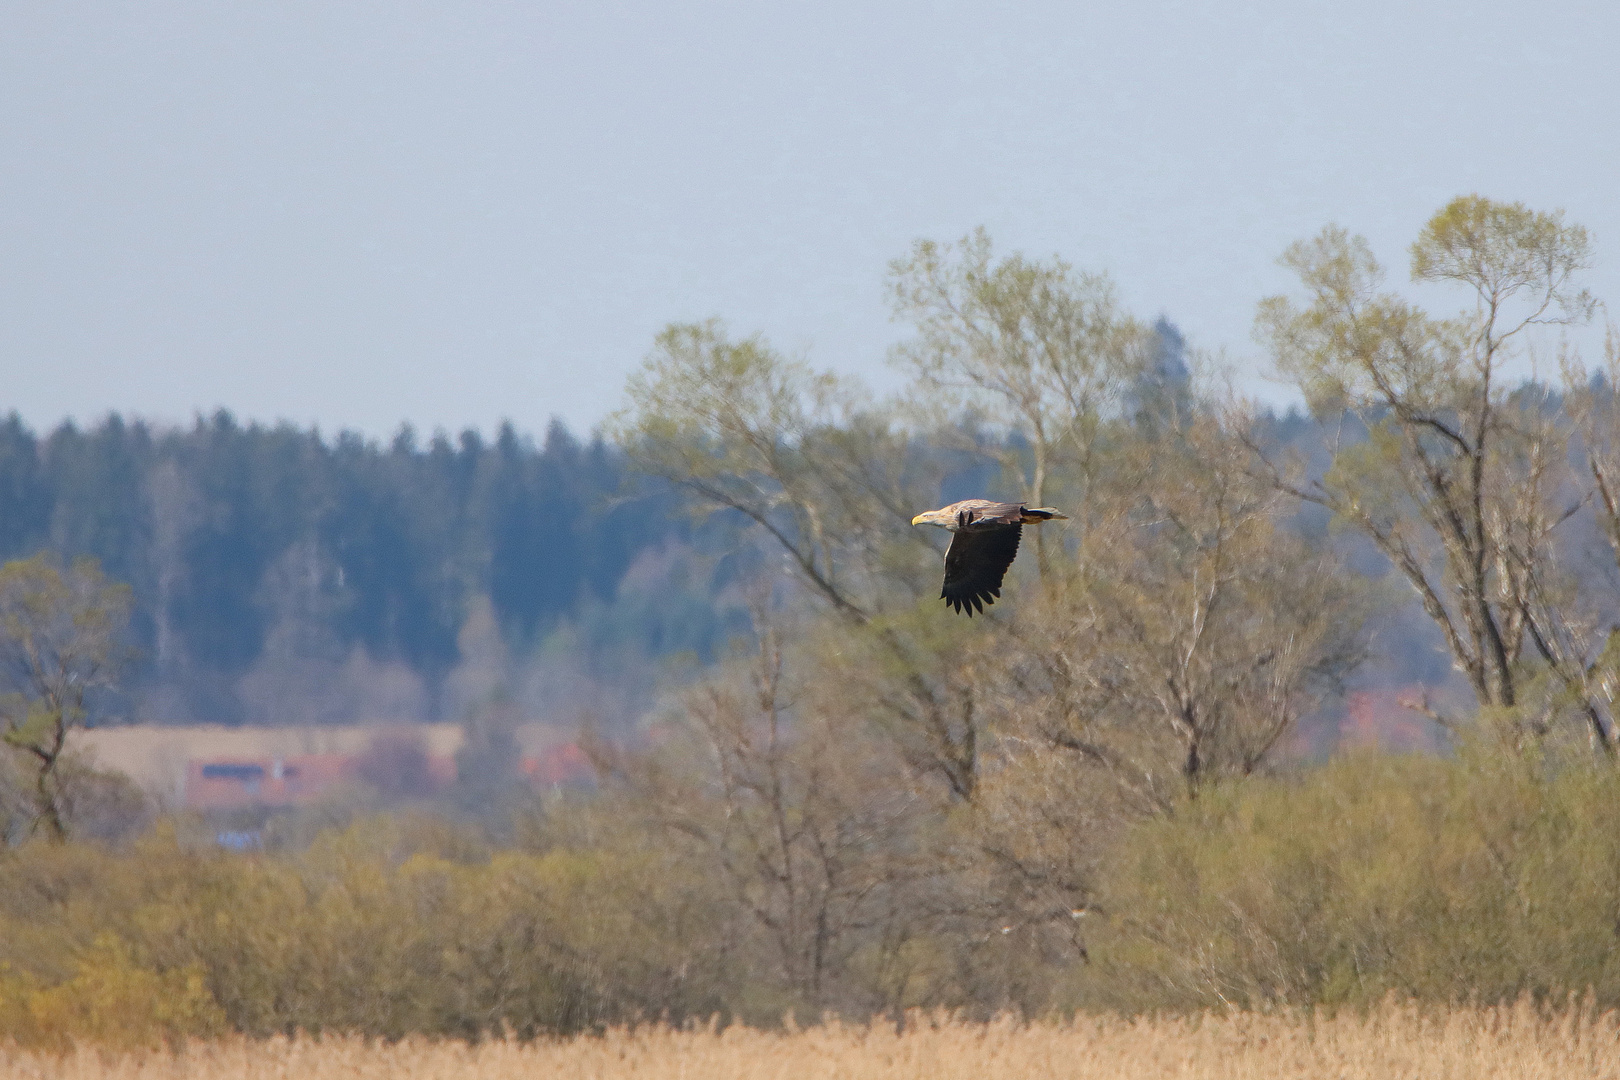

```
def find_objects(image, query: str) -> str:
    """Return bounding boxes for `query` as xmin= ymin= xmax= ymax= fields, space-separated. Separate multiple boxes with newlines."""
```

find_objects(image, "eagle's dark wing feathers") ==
xmin=941 ymin=524 xmax=1022 ymax=616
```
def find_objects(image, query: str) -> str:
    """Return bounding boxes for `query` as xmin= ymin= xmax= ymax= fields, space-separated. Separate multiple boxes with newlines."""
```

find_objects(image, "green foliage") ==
xmin=10 ymin=749 xmax=1620 ymax=1046
xmin=0 ymin=813 xmax=739 ymax=1047
xmin=1256 ymin=196 xmax=1609 ymax=747
xmin=609 ymin=319 xmax=929 ymax=620
xmin=0 ymin=553 xmax=133 ymax=842
xmin=4 ymin=936 xmax=225 ymax=1052
xmin=1411 ymin=195 xmax=1594 ymax=321
xmin=1256 ymin=226 xmax=1458 ymax=419
xmin=888 ymin=228 xmax=1147 ymax=545
xmin=1090 ymin=751 xmax=1620 ymax=1011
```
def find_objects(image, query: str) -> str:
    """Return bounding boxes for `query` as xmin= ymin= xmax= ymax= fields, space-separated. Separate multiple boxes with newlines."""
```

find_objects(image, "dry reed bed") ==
xmin=8 ymin=1003 xmax=1620 ymax=1080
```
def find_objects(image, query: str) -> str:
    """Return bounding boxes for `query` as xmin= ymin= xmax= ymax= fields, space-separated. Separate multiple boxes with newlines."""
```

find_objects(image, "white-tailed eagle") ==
xmin=910 ymin=500 xmax=1068 ymax=615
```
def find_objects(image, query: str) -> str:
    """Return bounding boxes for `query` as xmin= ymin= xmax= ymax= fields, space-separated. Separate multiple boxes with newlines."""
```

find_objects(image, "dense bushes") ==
xmin=0 ymin=812 xmax=738 ymax=1047
xmin=1091 ymin=750 xmax=1620 ymax=1012
xmin=0 ymin=937 xmax=223 ymax=1052
xmin=3 ymin=751 xmax=1620 ymax=1048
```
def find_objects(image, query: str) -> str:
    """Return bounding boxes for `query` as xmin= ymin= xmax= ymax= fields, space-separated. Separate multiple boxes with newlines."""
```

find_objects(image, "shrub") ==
xmin=1089 ymin=750 xmax=1620 ymax=1010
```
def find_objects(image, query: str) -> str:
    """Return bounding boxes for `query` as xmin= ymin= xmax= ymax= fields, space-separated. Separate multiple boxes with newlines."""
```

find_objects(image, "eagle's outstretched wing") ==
xmin=941 ymin=524 xmax=1022 ymax=615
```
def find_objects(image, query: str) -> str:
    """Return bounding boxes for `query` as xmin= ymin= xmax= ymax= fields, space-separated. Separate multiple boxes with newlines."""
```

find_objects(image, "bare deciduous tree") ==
xmin=595 ymin=613 xmax=926 ymax=1013
xmin=986 ymin=416 xmax=1368 ymax=804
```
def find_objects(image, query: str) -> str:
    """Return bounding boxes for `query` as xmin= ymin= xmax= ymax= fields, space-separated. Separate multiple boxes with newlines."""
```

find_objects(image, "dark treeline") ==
xmin=0 ymin=411 xmax=725 ymax=724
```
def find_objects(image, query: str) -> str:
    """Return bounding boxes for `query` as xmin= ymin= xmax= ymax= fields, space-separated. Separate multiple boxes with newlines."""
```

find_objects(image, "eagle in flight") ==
xmin=910 ymin=500 xmax=1069 ymax=615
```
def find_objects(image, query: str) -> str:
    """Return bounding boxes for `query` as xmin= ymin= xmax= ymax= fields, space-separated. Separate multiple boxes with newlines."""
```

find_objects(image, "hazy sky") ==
xmin=3 ymin=1 xmax=1617 ymax=439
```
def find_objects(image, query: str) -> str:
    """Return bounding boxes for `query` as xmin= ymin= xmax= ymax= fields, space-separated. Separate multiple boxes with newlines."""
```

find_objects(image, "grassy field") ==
xmin=6 ymin=1002 xmax=1620 ymax=1080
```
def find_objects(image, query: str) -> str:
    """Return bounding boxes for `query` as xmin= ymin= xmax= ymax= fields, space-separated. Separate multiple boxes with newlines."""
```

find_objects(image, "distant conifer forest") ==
xmin=0 ymin=410 xmax=738 ymax=726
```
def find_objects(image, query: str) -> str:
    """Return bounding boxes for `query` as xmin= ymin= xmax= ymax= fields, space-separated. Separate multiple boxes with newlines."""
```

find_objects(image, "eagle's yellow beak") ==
xmin=911 ymin=513 xmax=930 ymax=526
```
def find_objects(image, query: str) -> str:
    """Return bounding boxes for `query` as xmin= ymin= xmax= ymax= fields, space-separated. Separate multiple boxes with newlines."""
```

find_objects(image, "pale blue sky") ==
xmin=3 ymin=1 xmax=1616 ymax=437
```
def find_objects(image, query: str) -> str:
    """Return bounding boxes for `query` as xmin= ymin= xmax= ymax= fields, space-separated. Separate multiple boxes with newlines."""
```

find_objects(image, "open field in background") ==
xmin=6 ymin=1005 xmax=1620 ymax=1080
xmin=69 ymin=722 xmax=588 ymax=814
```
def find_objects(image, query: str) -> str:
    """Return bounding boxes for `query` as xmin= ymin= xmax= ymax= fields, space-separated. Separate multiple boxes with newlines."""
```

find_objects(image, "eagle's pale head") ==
xmin=910 ymin=509 xmax=959 ymax=530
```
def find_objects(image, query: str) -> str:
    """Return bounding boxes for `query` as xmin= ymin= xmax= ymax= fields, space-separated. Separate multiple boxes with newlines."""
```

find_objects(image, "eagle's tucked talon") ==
xmin=910 ymin=500 xmax=1069 ymax=616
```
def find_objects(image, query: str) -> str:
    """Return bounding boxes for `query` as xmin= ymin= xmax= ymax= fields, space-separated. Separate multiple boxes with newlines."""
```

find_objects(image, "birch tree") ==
xmin=888 ymin=228 xmax=1147 ymax=567
xmin=1256 ymin=196 xmax=1604 ymax=748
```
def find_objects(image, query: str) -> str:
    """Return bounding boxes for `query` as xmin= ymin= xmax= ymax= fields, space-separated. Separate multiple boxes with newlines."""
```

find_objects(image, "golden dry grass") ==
xmin=6 ymin=1003 xmax=1620 ymax=1080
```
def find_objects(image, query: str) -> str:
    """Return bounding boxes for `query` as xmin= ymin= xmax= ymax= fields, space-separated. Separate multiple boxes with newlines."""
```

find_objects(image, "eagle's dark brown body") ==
xmin=910 ymin=500 xmax=1068 ymax=615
